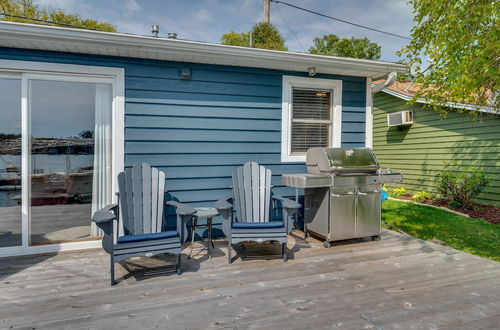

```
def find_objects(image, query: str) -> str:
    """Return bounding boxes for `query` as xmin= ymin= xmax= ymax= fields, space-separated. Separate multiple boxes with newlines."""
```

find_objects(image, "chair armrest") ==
xmin=215 ymin=197 xmax=232 ymax=211
xmin=272 ymin=196 xmax=301 ymax=210
xmin=166 ymin=201 xmax=196 ymax=216
xmin=166 ymin=201 xmax=195 ymax=244
xmin=92 ymin=204 xmax=118 ymax=245
xmin=215 ymin=197 xmax=233 ymax=236
xmin=273 ymin=196 xmax=301 ymax=234
xmin=91 ymin=204 xmax=118 ymax=223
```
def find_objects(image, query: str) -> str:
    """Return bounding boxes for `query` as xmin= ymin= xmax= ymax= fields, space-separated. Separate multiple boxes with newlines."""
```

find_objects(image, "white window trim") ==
xmin=0 ymin=59 xmax=125 ymax=257
xmin=281 ymin=75 xmax=342 ymax=163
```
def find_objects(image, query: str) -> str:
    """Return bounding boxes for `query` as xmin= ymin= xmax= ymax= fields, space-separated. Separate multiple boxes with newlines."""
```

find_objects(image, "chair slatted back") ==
xmin=117 ymin=163 xmax=165 ymax=235
xmin=232 ymin=162 xmax=272 ymax=222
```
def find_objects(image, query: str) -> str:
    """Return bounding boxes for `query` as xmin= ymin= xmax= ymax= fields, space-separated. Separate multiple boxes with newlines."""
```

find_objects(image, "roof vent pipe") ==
xmin=151 ymin=25 xmax=159 ymax=37
xmin=168 ymin=32 xmax=178 ymax=39
xmin=372 ymin=72 xmax=397 ymax=94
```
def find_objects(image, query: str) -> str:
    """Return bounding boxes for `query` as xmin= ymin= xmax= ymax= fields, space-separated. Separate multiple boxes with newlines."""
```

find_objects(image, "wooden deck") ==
xmin=1 ymin=230 xmax=499 ymax=329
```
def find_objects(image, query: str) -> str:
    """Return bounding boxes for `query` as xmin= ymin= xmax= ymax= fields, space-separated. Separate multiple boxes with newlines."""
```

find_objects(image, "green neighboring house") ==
xmin=372 ymin=82 xmax=500 ymax=206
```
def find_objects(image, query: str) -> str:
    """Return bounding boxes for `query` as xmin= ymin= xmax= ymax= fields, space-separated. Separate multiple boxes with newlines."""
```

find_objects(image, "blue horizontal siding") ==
xmin=126 ymin=76 xmax=283 ymax=97
xmin=126 ymin=103 xmax=281 ymax=120
xmin=125 ymin=115 xmax=280 ymax=131
xmin=125 ymin=141 xmax=281 ymax=154
xmin=125 ymin=154 xmax=295 ymax=167
xmin=0 ymin=47 xmax=367 ymax=233
xmin=125 ymin=128 xmax=281 ymax=142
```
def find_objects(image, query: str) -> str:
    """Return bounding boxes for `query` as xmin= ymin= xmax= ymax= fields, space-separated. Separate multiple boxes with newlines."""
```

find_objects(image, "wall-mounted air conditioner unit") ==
xmin=387 ymin=111 xmax=413 ymax=127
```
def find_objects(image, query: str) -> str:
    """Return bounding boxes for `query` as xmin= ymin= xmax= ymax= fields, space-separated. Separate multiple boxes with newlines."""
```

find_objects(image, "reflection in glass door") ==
xmin=0 ymin=77 xmax=22 ymax=247
xmin=29 ymin=79 xmax=112 ymax=245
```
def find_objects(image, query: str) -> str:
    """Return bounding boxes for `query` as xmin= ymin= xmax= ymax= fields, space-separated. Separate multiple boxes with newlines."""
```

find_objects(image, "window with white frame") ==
xmin=281 ymin=76 xmax=342 ymax=162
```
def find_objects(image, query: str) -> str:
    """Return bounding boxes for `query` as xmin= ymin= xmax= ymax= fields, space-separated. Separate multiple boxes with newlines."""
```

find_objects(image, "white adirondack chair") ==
xmin=215 ymin=162 xmax=301 ymax=263
xmin=92 ymin=163 xmax=195 ymax=285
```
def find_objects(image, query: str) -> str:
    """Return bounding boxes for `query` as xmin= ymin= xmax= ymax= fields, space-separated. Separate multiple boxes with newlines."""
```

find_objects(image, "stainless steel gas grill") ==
xmin=282 ymin=148 xmax=403 ymax=247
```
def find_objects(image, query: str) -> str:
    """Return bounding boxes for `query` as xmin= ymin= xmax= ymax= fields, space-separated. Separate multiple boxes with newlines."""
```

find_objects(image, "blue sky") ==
xmin=38 ymin=0 xmax=414 ymax=63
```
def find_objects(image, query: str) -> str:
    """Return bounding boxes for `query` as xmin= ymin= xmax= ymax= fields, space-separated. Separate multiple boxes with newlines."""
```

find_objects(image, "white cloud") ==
xmin=122 ymin=0 xmax=141 ymax=15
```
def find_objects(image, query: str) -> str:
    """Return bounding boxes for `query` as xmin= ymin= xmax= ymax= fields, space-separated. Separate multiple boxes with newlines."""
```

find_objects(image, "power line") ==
xmin=273 ymin=2 xmax=306 ymax=52
xmin=270 ymin=0 xmax=411 ymax=40
xmin=0 ymin=12 xmax=109 ymax=31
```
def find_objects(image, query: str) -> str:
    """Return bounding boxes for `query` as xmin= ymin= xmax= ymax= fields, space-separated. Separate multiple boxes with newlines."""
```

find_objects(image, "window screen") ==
xmin=290 ymin=89 xmax=332 ymax=153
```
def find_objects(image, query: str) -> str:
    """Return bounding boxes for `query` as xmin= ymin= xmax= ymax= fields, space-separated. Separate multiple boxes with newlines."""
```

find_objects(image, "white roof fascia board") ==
xmin=0 ymin=21 xmax=408 ymax=78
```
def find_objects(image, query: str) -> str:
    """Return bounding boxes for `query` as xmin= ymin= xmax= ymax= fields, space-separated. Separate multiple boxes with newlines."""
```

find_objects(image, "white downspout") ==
xmin=372 ymin=71 xmax=397 ymax=94
xmin=365 ymin=77 xmax=373 ymax=148
xmin=366 ymin=72 xmax=397 ymax=149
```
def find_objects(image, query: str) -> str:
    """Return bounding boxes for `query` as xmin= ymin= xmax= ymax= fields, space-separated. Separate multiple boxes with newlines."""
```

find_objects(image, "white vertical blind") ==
xmin=291 ymin=88 xmax=332 ymax=153
xmin=91 ymin=83 xmax=112 ymax=237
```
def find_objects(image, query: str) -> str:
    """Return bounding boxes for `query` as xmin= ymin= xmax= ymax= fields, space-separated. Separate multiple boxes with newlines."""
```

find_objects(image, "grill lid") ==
xmin=306 ymin=147 xmax=380 ymax=174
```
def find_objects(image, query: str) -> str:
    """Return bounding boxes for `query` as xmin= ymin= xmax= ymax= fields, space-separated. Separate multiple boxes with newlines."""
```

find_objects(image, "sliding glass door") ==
xmin=29 ymin=79 xmax=112 ymax=245
xmin=0 ymin=62 xmax=122 ymax=256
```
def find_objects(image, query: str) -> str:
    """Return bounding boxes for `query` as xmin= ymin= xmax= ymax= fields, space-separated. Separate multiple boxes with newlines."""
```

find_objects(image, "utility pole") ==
xmin=264 ymin=0 xmax=270 ymax=23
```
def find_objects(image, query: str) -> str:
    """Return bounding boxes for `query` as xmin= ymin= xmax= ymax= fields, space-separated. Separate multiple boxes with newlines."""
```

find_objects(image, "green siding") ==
xmin=373 ymin=92 xmax=500 ymax=206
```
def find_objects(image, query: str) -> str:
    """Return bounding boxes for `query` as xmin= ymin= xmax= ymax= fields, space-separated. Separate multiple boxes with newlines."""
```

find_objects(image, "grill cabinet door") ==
xmin=305 ymin=187 xmax=330 ymax=239
xmin=330 ymin=188 xmax=356 ymax=241
xmin=356 ymin=187 xmax=381 ymax=238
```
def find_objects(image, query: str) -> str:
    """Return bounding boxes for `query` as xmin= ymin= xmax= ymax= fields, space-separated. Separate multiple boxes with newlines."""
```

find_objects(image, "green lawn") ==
xmin=382 ymin=200 xmax=500 ymax=262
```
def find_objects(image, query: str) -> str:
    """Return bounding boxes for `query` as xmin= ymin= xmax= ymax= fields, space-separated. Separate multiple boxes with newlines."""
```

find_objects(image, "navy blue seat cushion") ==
xmin=117 ymin=231 xmax=178 ymax=244
xmin=232 ymin=221 xmax=284 ymax=229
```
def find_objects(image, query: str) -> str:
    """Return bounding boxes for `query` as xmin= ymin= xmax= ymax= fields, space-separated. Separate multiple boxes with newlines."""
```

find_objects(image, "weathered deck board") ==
xmin=0 ymin=230 xmax=499 ymax=329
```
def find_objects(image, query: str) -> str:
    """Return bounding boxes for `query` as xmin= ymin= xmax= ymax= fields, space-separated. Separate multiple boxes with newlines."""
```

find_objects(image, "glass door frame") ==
xmin=0 ymin=59 xmax=124 ymax=257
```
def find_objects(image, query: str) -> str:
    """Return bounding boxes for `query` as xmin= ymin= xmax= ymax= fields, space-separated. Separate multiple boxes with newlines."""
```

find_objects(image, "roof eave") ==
xmin=0 ymin=21 xmax=408 ymax=78
xmin=380 ymin=88 xmax=498 ymax=114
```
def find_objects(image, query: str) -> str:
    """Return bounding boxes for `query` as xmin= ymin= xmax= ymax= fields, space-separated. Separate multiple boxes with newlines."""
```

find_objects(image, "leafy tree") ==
xmin=250 ymin=22 xmax=287 ymax=51
xmin=221 ymin=22 xmax=287 ymax=51
xmin=0 ymin=0 xmax=116 ymax=32
xmin=220 ymin=31 xmax=250 ymax=47
xmin=398 ymin=0 xmax=499 ymax=114
xmin=309 ymin=34 xmax=381 ymax=60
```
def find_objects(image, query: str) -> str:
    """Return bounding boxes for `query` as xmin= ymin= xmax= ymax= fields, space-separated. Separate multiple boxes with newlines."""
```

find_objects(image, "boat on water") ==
xmin=11 ymin=168 xmax=94 ymax=206
xmin=0 ymin=166 xmax=21 ymax=191
xmin=6 ymin=165 xmax=20 ymax=173
xmin=1 ymin=136 xmax=94 ymax=206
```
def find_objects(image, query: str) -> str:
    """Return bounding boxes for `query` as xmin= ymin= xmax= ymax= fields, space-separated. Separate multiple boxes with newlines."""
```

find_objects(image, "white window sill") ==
xmin=281 ymin=154 xmax=307 ymax=163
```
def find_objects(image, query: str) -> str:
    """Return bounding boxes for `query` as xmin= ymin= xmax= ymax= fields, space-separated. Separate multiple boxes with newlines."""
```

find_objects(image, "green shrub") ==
xmin=392 ymin=187 xmax=409 ymax=197
xmin=436 ymin=162 xmax=492 ymax=209
xmin=411 ymin=191 xmax=433 ymax=203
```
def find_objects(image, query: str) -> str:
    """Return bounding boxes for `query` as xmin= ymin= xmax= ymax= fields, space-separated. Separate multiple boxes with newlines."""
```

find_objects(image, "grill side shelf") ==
xmin=281 ymin=174 xmax=332 ymax=188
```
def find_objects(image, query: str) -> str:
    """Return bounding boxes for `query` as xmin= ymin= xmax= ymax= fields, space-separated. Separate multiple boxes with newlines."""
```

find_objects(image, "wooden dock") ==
xmin=1 ymin=230 xmax=499 ymax=329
